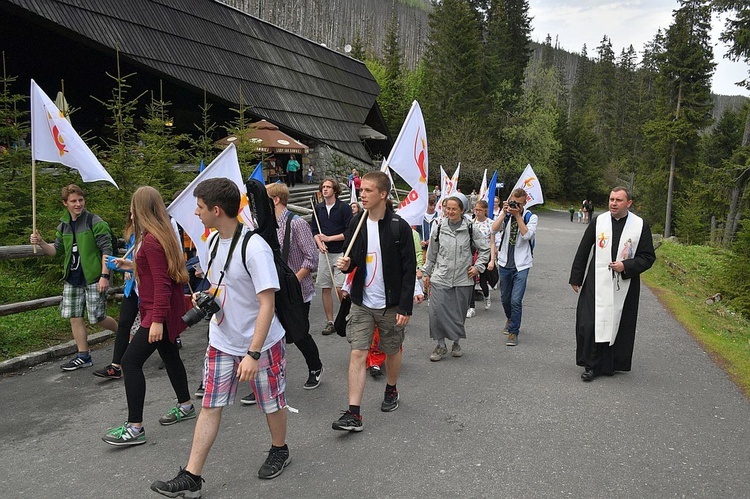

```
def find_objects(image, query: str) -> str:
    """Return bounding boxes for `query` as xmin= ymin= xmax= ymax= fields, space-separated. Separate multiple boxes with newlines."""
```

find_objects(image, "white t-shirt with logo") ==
xmin=206 ymin=227 xmax=284 ymax=357
xmin=362 ymin=218 xmax=386 ymax=309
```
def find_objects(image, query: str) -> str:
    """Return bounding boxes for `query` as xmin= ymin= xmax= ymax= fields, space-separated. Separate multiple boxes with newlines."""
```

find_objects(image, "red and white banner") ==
xmin=30 ymin=79 xmax=118 ymax=188
xmin=384 ymin=101 xmax=428 ymax=227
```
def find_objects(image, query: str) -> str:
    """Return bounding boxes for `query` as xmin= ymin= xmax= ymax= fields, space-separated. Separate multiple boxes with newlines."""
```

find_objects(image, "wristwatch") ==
xmin=100 ymin=273 xmax=111 ymax=279
xmin=247 ymin=350 xmax=261 ymax=360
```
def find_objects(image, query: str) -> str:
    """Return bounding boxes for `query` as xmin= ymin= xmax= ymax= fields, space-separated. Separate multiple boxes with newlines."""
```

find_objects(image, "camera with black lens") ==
xmin=182 ymin=292 xmax=221 ymax=327
xmin=508 ymin=200 xmax=521 ymax=210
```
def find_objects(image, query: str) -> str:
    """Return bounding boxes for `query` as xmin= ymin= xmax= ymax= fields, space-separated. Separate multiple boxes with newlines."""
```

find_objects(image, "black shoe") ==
xmin=258 ymin=446 xmax=291 ymax=479
xmin=241 ymin=392 xmax=257 ymax=405
xmin=332 ymin=410 xmax=363 ymax=432
xmin=151 ymin=467 xmax=203 ymax=498
xmin=369 ymin=365 xmax=383 ymax=378
xmin=93 ymin=364 xmax=122 ymax=380
xmin=194 ymin=384 xmax=205 ymax=399
xmin=581 ymin=369 xmax=596 ymax=382
xmin=381 ymin=389 xmax=399 ymax=412
xmin=303 ymin=366 xmax=323 ymax=390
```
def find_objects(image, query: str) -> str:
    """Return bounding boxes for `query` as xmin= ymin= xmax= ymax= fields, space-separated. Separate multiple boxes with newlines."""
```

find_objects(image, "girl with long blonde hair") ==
xmin=103 ymin=186 xmax=194 ymax=446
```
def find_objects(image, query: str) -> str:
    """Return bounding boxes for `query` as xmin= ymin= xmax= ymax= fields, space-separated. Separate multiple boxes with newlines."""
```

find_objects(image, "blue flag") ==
xmin=487 ymin=170 xmax=498 ymax=219
xmin=198 ymin=159 xmax=205 ymax=173
xmin=249 ymin=161 xmax=264 ymax=183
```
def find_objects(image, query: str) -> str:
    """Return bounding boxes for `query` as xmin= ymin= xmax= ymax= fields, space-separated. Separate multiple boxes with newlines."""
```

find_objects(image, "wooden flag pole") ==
xmin=343 ymin=209 xmax=368 ymax=259
xmin=310 ymin=198 xmax=341 ymax=303
xmin=31 ymin=156 xmax=37 ymax=254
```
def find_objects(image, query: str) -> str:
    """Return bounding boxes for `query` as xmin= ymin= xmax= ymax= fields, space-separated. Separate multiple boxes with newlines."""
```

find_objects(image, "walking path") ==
xmin=1 ymin=210 xmax=747 ymax=498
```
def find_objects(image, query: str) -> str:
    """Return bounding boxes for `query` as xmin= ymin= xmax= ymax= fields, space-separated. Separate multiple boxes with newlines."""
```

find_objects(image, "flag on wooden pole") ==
xmin=512 ymin=164 xmax=544 ymax=208
xmin=30 ymin=79 xmax=118 ymax=188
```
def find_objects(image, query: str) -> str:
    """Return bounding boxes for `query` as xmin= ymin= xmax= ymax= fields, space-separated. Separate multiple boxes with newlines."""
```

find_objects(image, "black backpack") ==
xmin=242 ymin=179 xmax=308 ymax=344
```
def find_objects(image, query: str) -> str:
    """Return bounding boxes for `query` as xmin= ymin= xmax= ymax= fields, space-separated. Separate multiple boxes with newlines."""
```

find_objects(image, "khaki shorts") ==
xmin=316 ymin=251 xmax=345 ymax=289
xmin=347 ymin=303 xmax=405 ymax=354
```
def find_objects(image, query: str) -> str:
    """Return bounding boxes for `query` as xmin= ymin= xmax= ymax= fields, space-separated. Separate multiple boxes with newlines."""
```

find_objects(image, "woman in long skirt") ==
xmin=422 ymin=193 xmax=490 ymax=361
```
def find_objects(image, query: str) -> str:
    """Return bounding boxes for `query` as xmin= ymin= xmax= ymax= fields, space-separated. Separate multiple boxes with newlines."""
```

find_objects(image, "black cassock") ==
xmin=569 ymin=213 xmax=655 ymax=374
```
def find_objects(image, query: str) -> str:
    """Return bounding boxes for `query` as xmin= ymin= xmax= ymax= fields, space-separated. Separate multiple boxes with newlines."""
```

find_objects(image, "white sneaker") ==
xmin=466 ymin=308 xmax=476 ymax=318
xmin=484 ymin=297 xmax=491 ymax=310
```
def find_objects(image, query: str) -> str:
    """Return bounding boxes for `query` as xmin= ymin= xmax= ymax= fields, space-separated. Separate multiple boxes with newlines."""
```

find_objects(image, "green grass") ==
xmin=643 ymin=240 xmax=750 ymax=396
xmin=0 ymin=303 xmax=120 ymax=360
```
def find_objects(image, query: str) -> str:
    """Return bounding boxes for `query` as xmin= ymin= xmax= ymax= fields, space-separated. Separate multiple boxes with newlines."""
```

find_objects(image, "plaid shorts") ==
xmin=60 ymin=282 xmax=107 ymax=324
xmin=202 ymin=340 xmax=287 ymax=414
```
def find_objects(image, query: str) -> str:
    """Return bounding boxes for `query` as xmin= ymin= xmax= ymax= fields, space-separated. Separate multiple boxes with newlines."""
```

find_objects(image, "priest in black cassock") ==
xmin=569 ymin=187 xmax=656 ymax=382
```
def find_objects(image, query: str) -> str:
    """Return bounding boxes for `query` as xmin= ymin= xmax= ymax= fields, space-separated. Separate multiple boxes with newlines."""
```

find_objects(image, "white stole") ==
xmin=594 ymin=212 xmax=643 ymax=345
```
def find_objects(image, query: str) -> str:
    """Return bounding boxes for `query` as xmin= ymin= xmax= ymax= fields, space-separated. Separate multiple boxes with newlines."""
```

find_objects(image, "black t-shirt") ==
xmin=66 ymin=218 xmax=87 ymax=286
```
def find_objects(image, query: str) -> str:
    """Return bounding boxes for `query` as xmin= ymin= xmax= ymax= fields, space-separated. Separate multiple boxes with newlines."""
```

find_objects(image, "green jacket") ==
xmin=54 ymin=209 xmax=112 ymax=284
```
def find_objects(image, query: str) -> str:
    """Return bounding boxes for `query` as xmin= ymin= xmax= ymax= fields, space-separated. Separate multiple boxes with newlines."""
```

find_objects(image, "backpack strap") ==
xmin=241 ymin=230 xmax=253 ymax=277
xmin=282 ymin=211 xmax=295 ymax=262
xmin=524 ymin=211 xmax=535 ymax=255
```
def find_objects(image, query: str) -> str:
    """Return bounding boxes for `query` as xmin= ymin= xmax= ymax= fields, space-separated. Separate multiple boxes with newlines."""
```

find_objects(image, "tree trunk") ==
xmin=722 ymin=107 xmax=750 ymax=247
xmin=664 ymin=80 xmax=683 ymax=239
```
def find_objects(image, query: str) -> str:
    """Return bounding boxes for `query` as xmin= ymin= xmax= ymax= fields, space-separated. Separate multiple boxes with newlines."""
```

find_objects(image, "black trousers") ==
xmin=112 ymin=292 xmax=139 ymax=365
xmin=122 ymin=324 xmax=190 ymax=423
xmin=294 ymin=301 xmax=322 ymax=372
xmin=469 ymin=271 xmax=491 ymax=307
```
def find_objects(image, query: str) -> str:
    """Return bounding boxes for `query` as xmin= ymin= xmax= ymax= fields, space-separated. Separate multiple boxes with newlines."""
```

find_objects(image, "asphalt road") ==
xmin=1 ymin=210 xmax=748 ymax=498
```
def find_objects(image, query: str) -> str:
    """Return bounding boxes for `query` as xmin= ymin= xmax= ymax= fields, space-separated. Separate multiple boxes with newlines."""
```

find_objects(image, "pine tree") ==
xmin=191 ymin=87 xmax=218 ymax=167
xmin=643 ymin=0 xmax=715 ymax=238
xmin=379 ymin=12 xmax=408 ymax=137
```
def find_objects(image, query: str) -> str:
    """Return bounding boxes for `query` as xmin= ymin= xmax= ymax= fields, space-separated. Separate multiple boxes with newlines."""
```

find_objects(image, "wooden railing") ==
xmin=0 ymin=244 xmax=123 ymax=317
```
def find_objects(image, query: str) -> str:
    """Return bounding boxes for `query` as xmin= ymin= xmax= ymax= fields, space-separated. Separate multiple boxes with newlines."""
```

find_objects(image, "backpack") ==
xmin=85 ymin=212 xmax=119 ymax=257
xmin=242 ymin=179 xmax=308 ymax=344
xmin=434 ymin=218 xmax=475 ymax=254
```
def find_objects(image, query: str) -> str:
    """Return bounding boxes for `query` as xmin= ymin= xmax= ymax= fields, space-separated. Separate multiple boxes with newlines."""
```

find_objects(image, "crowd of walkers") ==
xmin=30 ymin=175 xmax=653 ymax=498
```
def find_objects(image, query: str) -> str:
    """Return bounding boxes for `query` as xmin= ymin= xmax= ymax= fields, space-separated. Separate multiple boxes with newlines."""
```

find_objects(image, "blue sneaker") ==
xmin=61 ymin=354 xmax=93 ymax=371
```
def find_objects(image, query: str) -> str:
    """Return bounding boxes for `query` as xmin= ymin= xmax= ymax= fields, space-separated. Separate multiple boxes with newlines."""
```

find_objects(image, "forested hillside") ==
xmin=220 ymin=0 xmax=430 ymax=67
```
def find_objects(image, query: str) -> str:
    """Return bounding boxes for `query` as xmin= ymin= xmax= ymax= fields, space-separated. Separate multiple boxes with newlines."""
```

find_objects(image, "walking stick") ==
xmin=310 ymin=198 xmax=341 ymax=303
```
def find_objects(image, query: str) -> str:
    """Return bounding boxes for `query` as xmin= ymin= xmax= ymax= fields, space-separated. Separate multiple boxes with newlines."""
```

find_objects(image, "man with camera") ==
xmin=491 ymin=188 xmax=538 ymax=347
xmin=152 ymin=178 xmax=289 ymax=498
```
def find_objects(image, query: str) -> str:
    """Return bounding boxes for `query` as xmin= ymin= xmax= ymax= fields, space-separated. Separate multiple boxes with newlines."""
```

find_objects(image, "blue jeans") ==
xmin=499 ymin=267 xmax=529 ymax=334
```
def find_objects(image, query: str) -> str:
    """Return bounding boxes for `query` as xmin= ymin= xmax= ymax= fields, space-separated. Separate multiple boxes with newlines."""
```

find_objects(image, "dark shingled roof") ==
xmin=2 ymin=0 xmax=382 ymax=163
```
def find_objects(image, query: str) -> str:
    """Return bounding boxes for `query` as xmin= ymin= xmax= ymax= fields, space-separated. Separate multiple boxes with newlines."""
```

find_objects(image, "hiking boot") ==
xmin=429 ymin=345 xmax=448 ymax=362
xmin=60 ymin=354 xmax=93 ymax=371
xmin=102 ymin=423 xmax=145 ymax=446
xmin=258 ymin=446 xmax=291 ymax=479
xmin=332 ymin=410 xmax=363 ymax=432
xmin=151 ymin=467 xmax=203 ymax=498
xmin=159 ymin=404 xmax=197 ymax=426
xmin=322 ymin=321 xmax=336 ymax=335
xmin=303 ymin=366 xmax=323 ymax=390
xmin=502 ymin=319 xmax=511 ymax=335
xmin=194 ymin=384 xmax=205 ymax=399
xmin=484 ymin=296 xmax=491 ymax=310
xmin=506 ymin=333 xmax=518 ymax=346
xmin=381 ymin=389 xmax=399 ymax=412
xmin=369 ymin=365 xmax=383 ymax=378
xmin=175 ymin=337 xmax=182 ymax=349
xmin=241 ymin=392 xmax=257 ymax=405
xmin=93 ymin=364 xmax=121 ymax=380
xmin=466 ymin=308 xmax=476 ymax=318
xmin=451 ymin=342 xmax=463 ymax=357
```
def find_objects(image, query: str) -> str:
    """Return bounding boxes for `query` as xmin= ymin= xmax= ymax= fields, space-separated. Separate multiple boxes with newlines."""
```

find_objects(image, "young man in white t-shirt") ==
xmin=333 ymin=171 xmax=416 ymax=432
xmin=151 ymin=179 xmax=289 ymax=498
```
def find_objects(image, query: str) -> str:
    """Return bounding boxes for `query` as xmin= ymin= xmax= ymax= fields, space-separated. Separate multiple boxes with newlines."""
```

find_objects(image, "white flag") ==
xmin=30 ymin=80 xmax=118 ymax=188
xmin=167 ymin=144 xmax=252 ymax=271
xmin=479 ymin=169 xmax=488 ymax=201
xmin=444 ymin=163 xmax=460 ymax=198
xmin=384 ymin=101 xmax=428 ymax=227
xmin=350 ymin=183 xmax=357 ymax=204
xmin=513 ymin=164 xmax=544 ymax=208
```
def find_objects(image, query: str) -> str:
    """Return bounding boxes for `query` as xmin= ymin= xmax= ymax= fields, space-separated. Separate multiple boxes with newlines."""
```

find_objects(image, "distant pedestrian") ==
xmin=286 ymin=155 xmax=300 ymax=187
xmin=306 ymin=165 xmax=314 ymax=184
xmin=568 ymin=205 xmax=575 ymax=222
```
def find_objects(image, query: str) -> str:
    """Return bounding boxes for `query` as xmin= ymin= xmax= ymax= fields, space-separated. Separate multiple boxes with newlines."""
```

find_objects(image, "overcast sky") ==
xmin=528 ymin=0 xmax=749 ymax=96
